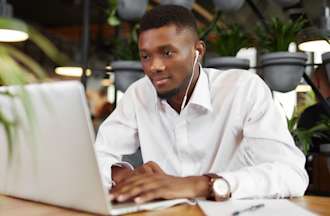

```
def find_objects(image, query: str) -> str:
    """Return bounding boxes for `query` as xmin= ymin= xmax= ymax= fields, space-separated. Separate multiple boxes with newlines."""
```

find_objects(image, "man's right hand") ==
xmin=111 ymin=161 xmax=165 ymax=186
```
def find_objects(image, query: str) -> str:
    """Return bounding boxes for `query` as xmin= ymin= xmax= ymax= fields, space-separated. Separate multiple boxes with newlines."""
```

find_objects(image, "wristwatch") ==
xmin=204 ymin=173 xmax=231 ymax=201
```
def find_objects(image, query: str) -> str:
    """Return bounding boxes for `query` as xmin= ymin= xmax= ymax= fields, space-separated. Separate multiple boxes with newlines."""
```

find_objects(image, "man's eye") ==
xmin=164 ymin=50 xmax=173 ymax=57
xmin=141 ymin=54 xmax=150 ymax=60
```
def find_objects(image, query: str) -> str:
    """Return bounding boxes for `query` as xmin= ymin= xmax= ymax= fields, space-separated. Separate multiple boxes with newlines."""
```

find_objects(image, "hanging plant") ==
xmin=203 ymin=19 xmax=251 ymax=70
xmin=256 ymin=17 xmax=308 ymax=92
xmin=212 ymin=24 xmax=250 ymax=56
xmin=256 ymin=17 xmax=306 ymax=53
xmin=109 ymin=23 xmax=140 ymax=61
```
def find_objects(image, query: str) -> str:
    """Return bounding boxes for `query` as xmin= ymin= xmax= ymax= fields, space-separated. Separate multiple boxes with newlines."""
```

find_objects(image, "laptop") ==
xmin=0 ymin=81 xmax=193 ymax=215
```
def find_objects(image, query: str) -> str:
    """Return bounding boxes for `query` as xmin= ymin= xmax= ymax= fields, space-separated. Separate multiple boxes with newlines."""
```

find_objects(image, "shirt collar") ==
xmin=188 ymin=66 xmax=213 ymax=112
xmin=153 ymin=66 xmax=213 ymax=112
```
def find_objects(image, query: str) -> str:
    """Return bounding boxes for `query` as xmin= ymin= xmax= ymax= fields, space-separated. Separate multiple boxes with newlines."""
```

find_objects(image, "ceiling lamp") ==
xmin=298 ymin=39 xmax=330 ymax=53
xmin=55 ymin=67 xmax=92 ymax=77
xmin=298 ymin=2 xmax=330 ymax=53
xmin=0 ymin=1 xmax=29 ymax=42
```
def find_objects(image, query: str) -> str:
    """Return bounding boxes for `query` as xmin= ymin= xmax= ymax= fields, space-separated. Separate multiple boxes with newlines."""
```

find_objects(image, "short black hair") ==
xmin=139 ymin=5 xmax=198 ymax=36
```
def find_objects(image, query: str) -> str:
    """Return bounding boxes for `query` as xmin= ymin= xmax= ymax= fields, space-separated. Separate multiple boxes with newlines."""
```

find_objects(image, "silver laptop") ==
xmin=0 ymin=81 xmax=193 ymax=215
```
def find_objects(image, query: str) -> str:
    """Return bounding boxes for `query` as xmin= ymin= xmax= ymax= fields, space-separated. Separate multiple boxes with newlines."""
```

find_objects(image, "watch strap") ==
xmin=203 ymin=173 xmax=220 ymax=200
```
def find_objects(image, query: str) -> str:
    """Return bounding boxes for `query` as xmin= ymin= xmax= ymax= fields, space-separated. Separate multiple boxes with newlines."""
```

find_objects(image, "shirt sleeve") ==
xmin=94 ymin=87 xmax=140 ymax=189
xmin=217 ymin=74 xmax=309 ymax=199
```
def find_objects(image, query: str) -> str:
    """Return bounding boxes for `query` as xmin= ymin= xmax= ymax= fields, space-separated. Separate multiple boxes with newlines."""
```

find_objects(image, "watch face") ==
xmin=213 ymin=178 xmax=229 ymax=196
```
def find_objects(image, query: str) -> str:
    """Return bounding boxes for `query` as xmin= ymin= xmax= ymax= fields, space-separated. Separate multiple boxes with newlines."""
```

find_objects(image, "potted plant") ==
xmin=287 ymin=89 xmax=329 ymax=155
xmin=288 ymin=104 xmax=330 ymax=193
xmin=257 ymin=17 xmax=308 ymax=92
xmin=289 ymin=115 xmax=330 ymax=155
xmin=108 ymin=22 xmax=144 ymax=94
xmin=106 ymin=4 xmax=144 ymax=102
xmin=205 ymin=24 xmax=251 ymax=70
xmin=0 ymin=25 xmax=68 ymax=159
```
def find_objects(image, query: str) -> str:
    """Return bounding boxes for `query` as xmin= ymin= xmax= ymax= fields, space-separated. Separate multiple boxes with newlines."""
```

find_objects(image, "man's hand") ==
xmin=112 ymin=161 xmax=166 ymax=186
xmin=110 ymin=173 xmax=209 ymax=203
xmin=133 ymin=161 xmax=166 ymax=175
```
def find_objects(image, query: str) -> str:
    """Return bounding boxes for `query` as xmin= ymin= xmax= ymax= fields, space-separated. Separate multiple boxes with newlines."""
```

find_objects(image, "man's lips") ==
xmin=152 ymin=76 xmax=170 ymax=86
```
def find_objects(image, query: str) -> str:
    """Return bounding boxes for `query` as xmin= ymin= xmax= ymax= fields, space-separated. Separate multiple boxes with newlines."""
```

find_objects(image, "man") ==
xmin=298 ymin=65 xmax=330 ymax=149
xmin=95 ymin=5 xmax=308 ymax=204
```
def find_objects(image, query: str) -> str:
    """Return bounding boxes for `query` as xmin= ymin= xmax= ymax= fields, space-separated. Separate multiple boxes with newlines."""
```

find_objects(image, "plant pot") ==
xmin=205 ymin=57 xmax=250 ymax=70
xmin=111 ymin=61 xmax=145 ymax=92
xmin=160 ymin=0 xmax=195 ymax=9
xmin=260 ymin=52 xmax=307 ymax=93
xmin=320 ymin=144 xmax=330 ymax=153
xmin=117 ymin=0 xmax=148 ymax=21
xmin=321 ymin=52 xmax=330 ymax=83
xmin=272 ymin=0 xmax=300 ymax=8
xmin=211 ymin=0 xmax=245 ymax=12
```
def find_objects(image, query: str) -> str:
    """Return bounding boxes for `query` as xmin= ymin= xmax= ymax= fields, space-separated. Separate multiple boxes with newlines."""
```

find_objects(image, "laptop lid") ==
xmin=0 ymin=81 xmax=111 ymax=215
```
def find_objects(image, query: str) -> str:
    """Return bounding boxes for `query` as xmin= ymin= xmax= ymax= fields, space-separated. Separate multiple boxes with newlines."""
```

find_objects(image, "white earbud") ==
xmin=195 ymin=50 xmax=199 ymax=62
xmin=180 ymin=50 xmax=200 ymax=113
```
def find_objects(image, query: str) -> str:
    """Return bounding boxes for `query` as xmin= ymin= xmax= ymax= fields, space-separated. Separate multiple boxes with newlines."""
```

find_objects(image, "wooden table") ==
xmin=1 ymin=195 xmax=329 ymax=216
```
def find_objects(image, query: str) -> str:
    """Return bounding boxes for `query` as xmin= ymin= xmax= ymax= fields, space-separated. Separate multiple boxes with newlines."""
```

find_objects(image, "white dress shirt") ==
xmin=95 ymin=67 xmax=309 ymax=199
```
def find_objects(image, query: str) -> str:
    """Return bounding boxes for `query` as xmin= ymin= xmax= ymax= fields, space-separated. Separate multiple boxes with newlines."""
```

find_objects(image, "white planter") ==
xmin=111 ymin=61 xmax=144 ymax=92
xmin=212 ymin=0 xmax=245 ymax=12
xmin=160 ymin=0 xmax=195 ymax=9
xmin=321 ymin=52 xmax=330 ymax=83
xmin=205 ymin=57 xmax=250 ymax=70
xmin=117 ymin=0 xmax=148 ymax=21
xmin=320 ymin=144 xmax=330 ymax=153
xmin=261 ymin=52 xmax=307 ymax=92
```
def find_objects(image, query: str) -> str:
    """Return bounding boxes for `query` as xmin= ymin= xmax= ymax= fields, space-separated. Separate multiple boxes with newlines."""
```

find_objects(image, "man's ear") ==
xmin=195 ymin=40 xmax=206 ymax=62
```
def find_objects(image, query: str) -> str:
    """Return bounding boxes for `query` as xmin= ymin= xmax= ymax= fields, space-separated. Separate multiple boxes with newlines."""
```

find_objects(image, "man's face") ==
xmin=138 ymin=24 xmax=197 ymax=98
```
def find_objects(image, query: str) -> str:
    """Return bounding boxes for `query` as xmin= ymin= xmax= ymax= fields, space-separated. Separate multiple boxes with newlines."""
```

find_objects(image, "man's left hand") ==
xmin=110 ymin=173 xmax=209 ymax=203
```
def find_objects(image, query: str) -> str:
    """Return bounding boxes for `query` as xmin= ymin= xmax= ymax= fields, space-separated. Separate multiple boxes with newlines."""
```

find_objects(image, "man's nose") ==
xmin=150 ymin=57 xmax=165 ymax=73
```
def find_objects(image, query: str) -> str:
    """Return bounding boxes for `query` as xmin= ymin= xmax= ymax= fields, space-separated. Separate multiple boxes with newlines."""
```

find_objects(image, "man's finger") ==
xmin=134 ymin=188 xmax=168 ymax=203
xmin=147 ymin=161 xmax=166 ymax=174
xmin=113 ymin=173 xmax=153 ymax=192
xmin=116 ymin=179 xmax=164 ymax=202
xmin=135 ymin=164 xmax=154 ymax=174
xmin=111 ymin=174 xmax=160 ymax=198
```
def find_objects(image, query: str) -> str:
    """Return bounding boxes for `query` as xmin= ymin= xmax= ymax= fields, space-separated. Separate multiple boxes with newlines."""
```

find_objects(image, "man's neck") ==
xmin=167 ymin=67 xmax=200 ymax=113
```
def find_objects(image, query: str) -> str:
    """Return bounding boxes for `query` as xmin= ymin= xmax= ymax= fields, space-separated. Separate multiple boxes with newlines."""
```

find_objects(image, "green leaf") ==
xmin=256 ymin=17 xmax=307 ymax=52
xmin=108 ymin=16 xmax=120 ymax=26
xmin=107 ymin=0 xmax=120 ymax=27
xmin=28 ymin=26 xmax=70 ymax=65
xmin=2 ymin=44 xmax=46 ymax=80
xmin=289 ymin=110 xmax=330 ymax=155
xmin=0 ymin=108 xmax=16 ymax=161
xmin=0 ymin=50 xmax=29 ymax=85
xmin=212 ymin=24 xmax=250 ymax=56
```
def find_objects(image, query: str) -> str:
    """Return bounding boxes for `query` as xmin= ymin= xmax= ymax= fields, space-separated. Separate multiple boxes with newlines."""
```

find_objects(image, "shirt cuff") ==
xmin=112 ymin=161 xmax=134 ymax=170
xmin=110 ymin=161 xmax=134 ymax=188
